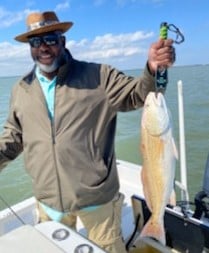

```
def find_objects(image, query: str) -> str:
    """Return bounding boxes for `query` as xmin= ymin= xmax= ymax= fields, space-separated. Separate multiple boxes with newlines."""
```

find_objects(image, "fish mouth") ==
xmin=142 ymin=92 xmax=171 ymax=136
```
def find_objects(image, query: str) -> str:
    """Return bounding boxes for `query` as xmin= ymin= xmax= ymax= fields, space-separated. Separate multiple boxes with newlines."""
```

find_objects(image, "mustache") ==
xmin=34 ymin=51 xmax=67 ymax=73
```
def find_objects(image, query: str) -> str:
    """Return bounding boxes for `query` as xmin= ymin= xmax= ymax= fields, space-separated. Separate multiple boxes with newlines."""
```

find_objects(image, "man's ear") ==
xmin=61 ymin=36 xmax=66 ymax=46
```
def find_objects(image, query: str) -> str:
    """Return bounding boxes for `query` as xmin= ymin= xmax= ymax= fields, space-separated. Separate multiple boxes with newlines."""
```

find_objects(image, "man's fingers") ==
xmin=151 ymin=38 xmax=173 ymax=50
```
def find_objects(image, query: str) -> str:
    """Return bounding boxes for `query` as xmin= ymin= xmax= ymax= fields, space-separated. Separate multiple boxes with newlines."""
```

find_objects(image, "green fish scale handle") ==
xmin=160 ymin=22 xmax=168 ymax=40
xmin=155 ymin=22 xmax=168 ymax=92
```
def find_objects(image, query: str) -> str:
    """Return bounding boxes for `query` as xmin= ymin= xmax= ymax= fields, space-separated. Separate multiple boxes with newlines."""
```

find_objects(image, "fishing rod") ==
xmin=0 ymin=194 xmax=26 ymax=225
xmin=155 ymin=22 xmax=184 ymax=93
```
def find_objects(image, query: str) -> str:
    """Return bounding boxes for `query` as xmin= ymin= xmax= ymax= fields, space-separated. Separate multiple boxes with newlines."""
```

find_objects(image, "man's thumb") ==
xmin=151 ymin=38 xmax=164 ymax=50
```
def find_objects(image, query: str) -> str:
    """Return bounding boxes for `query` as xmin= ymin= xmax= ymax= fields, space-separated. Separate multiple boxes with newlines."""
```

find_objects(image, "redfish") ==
xmin=140 ymin=92 xmax=178 ymax=245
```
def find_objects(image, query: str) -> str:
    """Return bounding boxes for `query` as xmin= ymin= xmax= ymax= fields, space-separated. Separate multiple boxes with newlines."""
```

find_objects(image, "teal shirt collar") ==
xmin=35 ymin=67 xmax=57 ymax=119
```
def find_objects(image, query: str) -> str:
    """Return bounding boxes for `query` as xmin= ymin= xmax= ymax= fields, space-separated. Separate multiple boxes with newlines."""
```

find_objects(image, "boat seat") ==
xmin=130 ymin=195 xmax=209 ymax=253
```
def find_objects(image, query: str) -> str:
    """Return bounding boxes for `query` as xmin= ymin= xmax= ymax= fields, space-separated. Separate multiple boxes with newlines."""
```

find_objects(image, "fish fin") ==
xmin=140 ymin=217 xmax=166 ymax=245
xmin=172 ymin=137 xmax=179 ymax=160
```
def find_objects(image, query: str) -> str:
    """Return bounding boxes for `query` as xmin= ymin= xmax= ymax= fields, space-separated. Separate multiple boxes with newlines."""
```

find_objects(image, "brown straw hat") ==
xmin=15 ymin=11 xmax=73 ymax=42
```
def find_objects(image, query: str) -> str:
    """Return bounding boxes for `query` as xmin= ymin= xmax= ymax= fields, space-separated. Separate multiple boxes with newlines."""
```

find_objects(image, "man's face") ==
xmin=29 ymin=31 xmax=66 ymax=73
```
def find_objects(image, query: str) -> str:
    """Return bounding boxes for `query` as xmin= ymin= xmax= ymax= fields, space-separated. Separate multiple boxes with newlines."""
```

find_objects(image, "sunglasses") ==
xmin=28 ymin=34 xmax=61 ymax=48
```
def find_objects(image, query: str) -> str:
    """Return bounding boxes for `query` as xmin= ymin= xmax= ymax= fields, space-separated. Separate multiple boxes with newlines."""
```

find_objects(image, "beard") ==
xmin=35 ymin=58 xmax=59 ymax=73
xmin=34 ymin=50 xmax=66 ymax=73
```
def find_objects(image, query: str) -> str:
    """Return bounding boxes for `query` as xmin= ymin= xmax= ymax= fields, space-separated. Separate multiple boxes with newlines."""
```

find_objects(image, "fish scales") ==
xmin=140 ymin=91 xmax=178 ymax=245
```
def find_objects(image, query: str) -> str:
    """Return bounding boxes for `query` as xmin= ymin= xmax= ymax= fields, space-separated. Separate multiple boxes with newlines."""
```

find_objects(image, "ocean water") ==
xmin=0 ymin=65 xmax=209 ymax=210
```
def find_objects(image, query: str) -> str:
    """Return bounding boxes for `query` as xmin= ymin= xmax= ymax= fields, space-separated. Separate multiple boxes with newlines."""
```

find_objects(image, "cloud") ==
xmin=0 ymin=7 xmax=34 ymax=28
xmin=93 ymin=0 xmax=107 ymax=6
xmin=68 ymin=30 xmax=154 ymax=62
xmin=92 ymin=31 xmax=153 ymax=48
xmin=54 ymin=1 xmax=70 ymax=12
xmin=0 ymin=42 xmax=33 ymax=76
xmin=0 ymin=1 xmax=70 ymax=29
xmin=0 ymin=30 xmax=154 ymax=76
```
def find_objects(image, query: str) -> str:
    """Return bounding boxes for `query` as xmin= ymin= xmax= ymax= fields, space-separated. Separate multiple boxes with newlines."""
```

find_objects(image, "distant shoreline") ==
xmin=1 ymin=63 xmax=209 ymax=79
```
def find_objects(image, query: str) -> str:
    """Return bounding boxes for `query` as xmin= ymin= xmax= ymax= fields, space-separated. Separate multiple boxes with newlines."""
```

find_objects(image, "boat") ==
xmin=0 ymin=81 xmax=209 ymax=253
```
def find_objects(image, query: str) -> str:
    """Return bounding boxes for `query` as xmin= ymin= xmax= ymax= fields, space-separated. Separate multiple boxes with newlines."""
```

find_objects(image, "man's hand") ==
xmin=148 ymin=39 xmax=175 ymax=75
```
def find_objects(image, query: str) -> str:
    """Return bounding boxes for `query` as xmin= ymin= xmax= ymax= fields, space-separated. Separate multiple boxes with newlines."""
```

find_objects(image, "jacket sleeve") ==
xmin=101 ymin=63 xmax=156 ymax=112
xmin=0 ymin=86 xmax=23 ymax=171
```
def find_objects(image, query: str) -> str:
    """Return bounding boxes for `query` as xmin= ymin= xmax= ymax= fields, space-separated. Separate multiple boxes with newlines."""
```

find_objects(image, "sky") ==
xmin=0 ymin=0 xmax=209 ymax=77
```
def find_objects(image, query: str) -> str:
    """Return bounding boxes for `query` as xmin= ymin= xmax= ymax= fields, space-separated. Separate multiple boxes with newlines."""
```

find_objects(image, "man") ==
xmin=0 ymin=11 xmax=175 ymax=253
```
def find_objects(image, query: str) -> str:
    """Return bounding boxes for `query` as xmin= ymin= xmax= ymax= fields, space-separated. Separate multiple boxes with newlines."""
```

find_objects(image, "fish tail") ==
xmin=169 ymin=188 xmax=176 ymax=206
xmin=140 ymin=217 xmax=166 ymax=245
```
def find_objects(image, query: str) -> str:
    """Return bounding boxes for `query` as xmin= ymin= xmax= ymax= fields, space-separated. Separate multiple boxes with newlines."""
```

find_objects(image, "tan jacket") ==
xmin=0 ymin=54 xmax=155 ymax=211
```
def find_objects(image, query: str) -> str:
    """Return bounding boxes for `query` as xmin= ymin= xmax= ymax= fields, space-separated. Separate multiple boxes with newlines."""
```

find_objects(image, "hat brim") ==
xmin=15 ymin=22 xmax=73 ymax=42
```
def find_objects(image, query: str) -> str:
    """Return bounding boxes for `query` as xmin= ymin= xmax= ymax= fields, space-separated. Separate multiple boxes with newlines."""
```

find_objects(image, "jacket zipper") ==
xmin=51 ymin=88 xmax=64 ymax=212
xmin=51 ymin=118 xmax=56 ymax=144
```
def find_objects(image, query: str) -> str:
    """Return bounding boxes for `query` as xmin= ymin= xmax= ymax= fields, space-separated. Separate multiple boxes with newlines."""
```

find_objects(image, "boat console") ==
xmin=130 ymin=195 xmax=209 ymax=253
xmin=193 ymin=153 xmax=209 ymax=220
